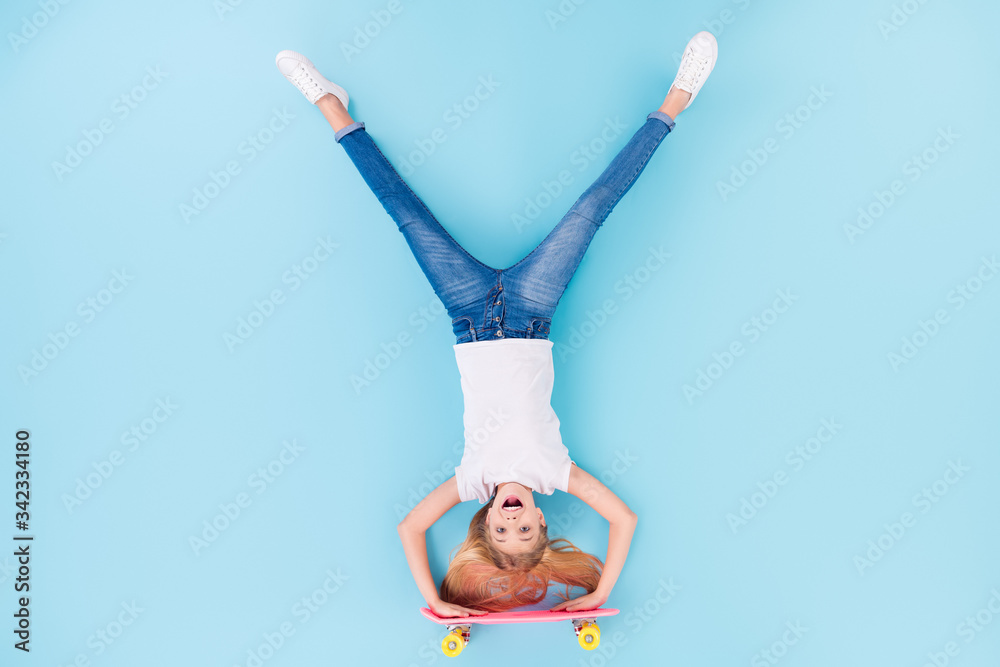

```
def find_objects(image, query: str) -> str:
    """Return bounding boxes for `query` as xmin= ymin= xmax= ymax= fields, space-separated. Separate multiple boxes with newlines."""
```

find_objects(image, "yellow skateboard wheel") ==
xmin=578 ymin=622 xmax=601 ymax=650
xmin=442 ymin=631 xmax=465 ymax=657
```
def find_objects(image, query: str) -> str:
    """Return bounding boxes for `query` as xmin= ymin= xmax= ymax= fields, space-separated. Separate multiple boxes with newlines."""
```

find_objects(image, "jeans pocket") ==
xmin=527 ymin=317 xmax=551 ymax=339
xmin=451 ymin=315 xmax=476 ymax=341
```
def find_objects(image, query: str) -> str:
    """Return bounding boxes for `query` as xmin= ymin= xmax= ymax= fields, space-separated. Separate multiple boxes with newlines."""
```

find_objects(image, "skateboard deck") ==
xmin=421 ymin=606 xmax=619 ymax=656
xmin=420 ymin=606 xmax=619 ymax=625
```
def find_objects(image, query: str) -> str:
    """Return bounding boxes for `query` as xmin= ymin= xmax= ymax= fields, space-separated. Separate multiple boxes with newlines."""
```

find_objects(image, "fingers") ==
xmin=452 ymin=606 xmax=486 ymax=617
xmin=553 ymin=598 xmax=583 ymax=612
xmin=435 ymin=606 xmax=467 ymax=618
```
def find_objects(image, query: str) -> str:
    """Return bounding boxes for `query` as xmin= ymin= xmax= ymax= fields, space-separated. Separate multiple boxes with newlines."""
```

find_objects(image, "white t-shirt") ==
xmin=452 ymin=338 xmax=572 ymax=504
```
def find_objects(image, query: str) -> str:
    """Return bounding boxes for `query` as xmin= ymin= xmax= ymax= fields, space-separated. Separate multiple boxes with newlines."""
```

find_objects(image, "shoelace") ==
xmin=291 ymin=67 xmax=322 ymax=96
xmin=675 ymin=50 xmax=711 ymax=90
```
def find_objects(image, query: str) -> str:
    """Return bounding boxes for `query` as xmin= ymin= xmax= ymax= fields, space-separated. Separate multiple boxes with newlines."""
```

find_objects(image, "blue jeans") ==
xmin=335 ymin=110 xmax=675 ymax=344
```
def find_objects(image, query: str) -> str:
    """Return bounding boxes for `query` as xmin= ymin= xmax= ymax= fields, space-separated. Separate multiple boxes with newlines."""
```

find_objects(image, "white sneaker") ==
xmin=275 ymin=50 xmax=350 ymax=108
xmin=670 ymin=31 xmax=718 ymax=109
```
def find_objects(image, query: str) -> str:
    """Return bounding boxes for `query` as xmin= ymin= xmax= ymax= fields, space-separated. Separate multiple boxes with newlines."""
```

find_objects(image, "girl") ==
xmin=276 ymin=32 xmax=718 ymax=618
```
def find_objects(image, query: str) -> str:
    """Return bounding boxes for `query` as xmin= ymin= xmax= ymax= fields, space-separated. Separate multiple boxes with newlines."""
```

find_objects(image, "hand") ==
xmin=429 ymin=599 xmax=488 ymax=618
xmin=550 ymin=591 xmax=608 ymax=613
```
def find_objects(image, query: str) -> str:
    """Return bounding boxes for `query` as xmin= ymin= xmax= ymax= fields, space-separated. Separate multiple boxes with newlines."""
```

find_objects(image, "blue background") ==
xmin=2 ymin=0 xmax=999 ymax=665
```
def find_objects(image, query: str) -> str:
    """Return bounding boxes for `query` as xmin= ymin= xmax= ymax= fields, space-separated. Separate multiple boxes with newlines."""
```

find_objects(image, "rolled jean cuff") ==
xmin=335 ymin=120 xmax=365 ymax=143
xmin=647 ymin=110 xmax=675 ymax=132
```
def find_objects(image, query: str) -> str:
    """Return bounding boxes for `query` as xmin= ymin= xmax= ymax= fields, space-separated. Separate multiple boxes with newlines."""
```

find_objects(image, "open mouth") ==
xmin=501 ymin=495 xmax=523 ymax=511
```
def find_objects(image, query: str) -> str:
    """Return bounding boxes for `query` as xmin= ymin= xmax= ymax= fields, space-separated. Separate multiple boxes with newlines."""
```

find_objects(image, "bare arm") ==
xmin=550 ymin=464 xmax=638 ymax=611
xmin=397 ymin=475 xmax=486 ymax=618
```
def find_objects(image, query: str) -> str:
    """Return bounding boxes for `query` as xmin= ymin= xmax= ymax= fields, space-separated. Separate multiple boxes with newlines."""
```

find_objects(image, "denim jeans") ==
xmin=335 ymin=110 xmax=674 ymax=344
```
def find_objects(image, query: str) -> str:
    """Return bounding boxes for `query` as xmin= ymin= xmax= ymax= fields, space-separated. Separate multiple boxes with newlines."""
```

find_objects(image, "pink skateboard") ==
xmin=420 ymin=606 xmax=620 ymax=656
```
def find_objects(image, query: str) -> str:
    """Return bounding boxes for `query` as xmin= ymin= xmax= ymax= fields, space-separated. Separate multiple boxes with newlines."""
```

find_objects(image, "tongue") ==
xmin=502 ymin=496 xmax=522 ymax=509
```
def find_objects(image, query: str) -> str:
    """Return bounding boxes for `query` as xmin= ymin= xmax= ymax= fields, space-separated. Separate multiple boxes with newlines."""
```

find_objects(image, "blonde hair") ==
xmin=439 ymin=495 xmax=603 ymax=612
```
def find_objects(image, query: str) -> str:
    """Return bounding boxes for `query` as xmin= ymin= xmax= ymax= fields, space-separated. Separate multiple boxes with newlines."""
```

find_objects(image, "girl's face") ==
xmin=485 ymin=482 xmax=545 ymax=554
